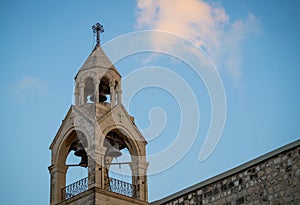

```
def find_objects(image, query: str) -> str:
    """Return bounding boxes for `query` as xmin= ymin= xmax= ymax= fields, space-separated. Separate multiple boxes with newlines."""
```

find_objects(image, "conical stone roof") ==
xmin=75 ymin=44 xmax=120 ymax=79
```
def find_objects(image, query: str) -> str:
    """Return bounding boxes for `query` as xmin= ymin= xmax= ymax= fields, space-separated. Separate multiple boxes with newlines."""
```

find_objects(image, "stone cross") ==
xmin=92 ymin=23 xmax=104 ymax=45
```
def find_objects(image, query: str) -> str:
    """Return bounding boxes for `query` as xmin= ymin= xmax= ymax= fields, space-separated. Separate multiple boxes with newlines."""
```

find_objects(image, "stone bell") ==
xmin=106 ymin=142 xmax=122 ymax=158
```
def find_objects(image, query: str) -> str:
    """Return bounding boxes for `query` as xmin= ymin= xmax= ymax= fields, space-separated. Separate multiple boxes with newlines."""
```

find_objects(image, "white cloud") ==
xmin=13 ymin=76 xmax=47 ymax=98
xmin=135 ymin=0 xmax=261 ymax=81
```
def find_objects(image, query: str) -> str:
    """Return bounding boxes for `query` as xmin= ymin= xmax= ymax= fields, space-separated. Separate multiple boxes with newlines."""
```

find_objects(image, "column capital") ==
xmin=48 ymin=164 xmax=68 ymax=174
xmin=86 ymin=145 xmax=107 ymax=157
xmin=109 ymin=80 xmax=116 ymax=87
xmin=78 ymin=82 xmax=85 ymax=88
xmin=130 ymin=161 xmax=149 ymax=172
xmin=116 ymin=86 xmax=122 ymax=93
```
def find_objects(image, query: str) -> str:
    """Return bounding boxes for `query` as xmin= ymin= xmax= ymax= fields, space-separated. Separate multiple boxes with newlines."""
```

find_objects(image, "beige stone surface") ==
xmin=57 ymin=188 xmax=148 ymax=205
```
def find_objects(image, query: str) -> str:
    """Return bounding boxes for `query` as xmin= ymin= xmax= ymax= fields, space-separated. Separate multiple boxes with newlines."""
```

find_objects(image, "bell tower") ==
xmin=49 ymin=23 xmax=149 ymax=205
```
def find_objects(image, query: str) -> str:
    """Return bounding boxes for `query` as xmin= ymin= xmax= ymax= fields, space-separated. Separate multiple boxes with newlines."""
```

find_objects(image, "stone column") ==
xmin=110 ymin=81 xmax=116 ymax=107
xmin=94 ymin=79 xmax=100 ymax=103
xmin=48 ymin=164 xmax=68 ymax=205
xmin=130 ymin=160 xmax=149 ymax=201
xmin=78 ymin=82 xmax=85 ymax=106
xmin=86 ymin=145 xmax=106 ymax=189
xmin=74 ymin=83 xmax=79 ymax=106
xmin=116 ymin=83 xmax=122 ymax=105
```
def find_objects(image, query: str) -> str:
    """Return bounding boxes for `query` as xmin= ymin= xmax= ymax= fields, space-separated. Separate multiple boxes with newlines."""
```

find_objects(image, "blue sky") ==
xmin=0 ymin=0 xmax=300 ymax=204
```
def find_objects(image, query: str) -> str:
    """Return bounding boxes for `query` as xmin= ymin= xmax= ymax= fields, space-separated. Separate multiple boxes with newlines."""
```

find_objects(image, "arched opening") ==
xmin=65 ymin=150 xmax=88 ymax=185
xmin=61 ymin=130 xmax=89 ymax=200
xmin=108 ymin=148 xmax=131 ymax=183
xmin=98 ymin=76 xmax=110 ymax=103
xmin=84 ymin=77 xmax=94 ymax=103
xmin=103 ymin=130 xmax=135 ymax=197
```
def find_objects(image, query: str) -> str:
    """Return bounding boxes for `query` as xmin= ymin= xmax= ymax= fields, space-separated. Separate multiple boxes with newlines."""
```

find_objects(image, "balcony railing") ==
xmin=61 ymin=177 xmax=135 ymax=201
xmin=108 ymin=177 xmax=135 ymax=198
xmin=61 ymin=177 xmax=88 ymax=201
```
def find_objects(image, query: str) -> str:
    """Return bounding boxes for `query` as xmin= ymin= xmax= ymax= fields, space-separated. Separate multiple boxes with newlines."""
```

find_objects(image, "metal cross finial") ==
xmin=92 ymin=23 xmax=104 ymax=45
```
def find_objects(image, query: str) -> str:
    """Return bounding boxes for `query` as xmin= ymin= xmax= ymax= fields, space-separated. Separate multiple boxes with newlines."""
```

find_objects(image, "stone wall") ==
xmin=57 ymin=187 xmax=149 ymax=205
xmin=95 ymin=188 xmax=149 ymax=205
xmin=57 ymin=189 xmax=95 ymax=205
xmin=152 ymin=140 xmax=300 ymax=205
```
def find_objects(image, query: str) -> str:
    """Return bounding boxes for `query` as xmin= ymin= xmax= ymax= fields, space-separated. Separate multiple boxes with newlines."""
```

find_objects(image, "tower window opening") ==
xmin=65 ymin=150 xmax=88 ymax=186
xmin=109 ymin=148 xmax=132 ymax=184
xmin=104 ymin=131 xmax=134 ymax=197
xmin=98 ymin=77 xmax=110 ymax=103
xmin=84 ymin=77 xmax=94 ymax=104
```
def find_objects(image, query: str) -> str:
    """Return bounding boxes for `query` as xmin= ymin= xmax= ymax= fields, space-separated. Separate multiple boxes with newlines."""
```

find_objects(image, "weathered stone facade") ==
xmin=57 ymin=187 xmax=148 ymax=205
xmin=152 ymin=140 xmax=300 ymax=205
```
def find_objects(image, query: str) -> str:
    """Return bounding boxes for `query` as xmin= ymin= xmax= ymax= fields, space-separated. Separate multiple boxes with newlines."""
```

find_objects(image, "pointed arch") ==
xmin=52 ymin=127 xmax=90 ymax=166
xmin=101 ymin=124 xmax=143 ymax=159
